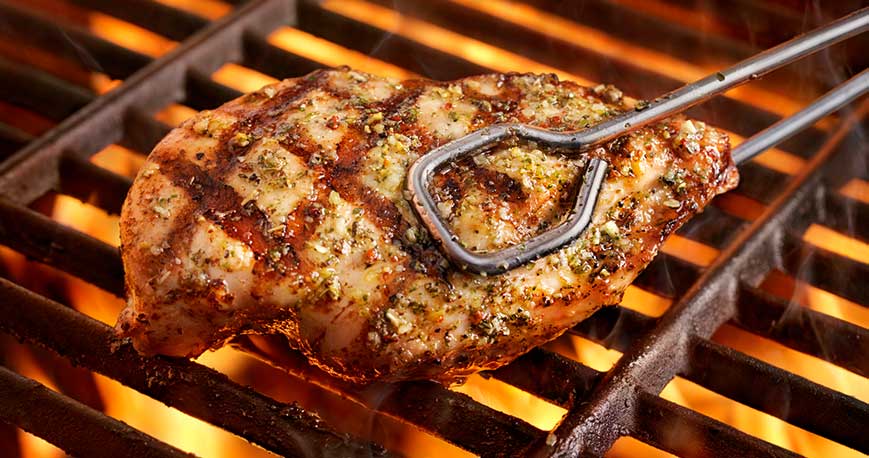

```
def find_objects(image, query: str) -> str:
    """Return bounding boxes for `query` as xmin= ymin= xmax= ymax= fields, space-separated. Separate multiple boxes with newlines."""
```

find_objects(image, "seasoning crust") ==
xmin=117 ymin=68 xmax=738 ymax=383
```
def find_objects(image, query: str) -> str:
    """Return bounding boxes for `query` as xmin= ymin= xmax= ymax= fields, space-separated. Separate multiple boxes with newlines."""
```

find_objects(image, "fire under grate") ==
xmin=0 ymin=1 xmax=866 ymax=457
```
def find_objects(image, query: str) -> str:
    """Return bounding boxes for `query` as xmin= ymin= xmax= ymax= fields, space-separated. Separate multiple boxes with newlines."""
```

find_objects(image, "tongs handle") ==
xmin=564 ymin=6 xmax=869 ymax=151
xmin=733 ymin=68 xmax=869 ymax=164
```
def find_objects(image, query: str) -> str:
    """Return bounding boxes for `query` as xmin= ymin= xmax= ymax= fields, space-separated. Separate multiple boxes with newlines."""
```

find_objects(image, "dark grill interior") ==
xmin=0 ymin=1 xmax=866 ymax=457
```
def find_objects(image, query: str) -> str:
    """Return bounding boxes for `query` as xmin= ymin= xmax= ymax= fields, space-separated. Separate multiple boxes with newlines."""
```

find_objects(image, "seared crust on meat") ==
xmin=117 ymin=68 xmax=737 ymax=383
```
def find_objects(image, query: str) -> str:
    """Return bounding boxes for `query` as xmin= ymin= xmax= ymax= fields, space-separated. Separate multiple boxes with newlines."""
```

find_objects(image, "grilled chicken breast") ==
xmin=117 ymin=68 xmax=737 ymax=383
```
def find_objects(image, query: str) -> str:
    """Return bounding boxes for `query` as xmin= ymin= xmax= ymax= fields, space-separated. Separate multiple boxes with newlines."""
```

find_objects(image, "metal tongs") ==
xmin=406 ymin=7 xmax=869 ymax=275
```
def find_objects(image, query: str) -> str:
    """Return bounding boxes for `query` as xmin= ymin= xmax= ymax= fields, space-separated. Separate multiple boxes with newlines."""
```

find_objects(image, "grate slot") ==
xmin=296 ymin=1 xmax=489 ymax=79
xmin=675 ymin=205 xmax=748 ymax=249
xmin=686 ymin=337 xmax=869 ymax=452
xmin=0 ymin=199 xmax=124 ymax=295
xmin=780 ymin=232 xmax=869 ymax=305
xmin=731 ymin=161 xmax=791 ymax=205
xmin=735 ymin=285 xmax=868 ymax=376
xmin=570 ymin=306 xmax=656 ymax=353
xmin=0 ymin=277 xmax=392 ymax=458
xmin=234 ymin=335 xmax=544 ymax=456
xmin=0 ymin=365 xmax=195 ymax=458
xmin=58 ymin=153 xmax=133 ymax=216
xmin=822 ymin=192 xmax=869 ymax=243
xmin=122 ymin=109 xmax=174 ymax=155
xmin=185 ymin=70 xmax=243 ymax=110
xmin=242 ymin=32 xmax=325 ymax=80
xmin=632 ymin=254 xmax=702 ymax=298
xmin=633 ymin=391 xmax=801 ymax=458
xmin=0 ymin=2 xmax=152 ymax=81
xmin=69 ymin=0 xmax=212 ymax=42
xmin=0 ymin=124 xmax=33 ymax=158
xmin=487 ymin=348 xmax=603 ymax=409
xmin=0 ymin=57 xmax=95 ymax=123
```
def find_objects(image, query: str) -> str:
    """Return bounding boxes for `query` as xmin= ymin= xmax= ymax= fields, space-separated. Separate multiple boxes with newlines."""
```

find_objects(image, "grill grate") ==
xmin=0 ymin=1 xmax=866 ymax=457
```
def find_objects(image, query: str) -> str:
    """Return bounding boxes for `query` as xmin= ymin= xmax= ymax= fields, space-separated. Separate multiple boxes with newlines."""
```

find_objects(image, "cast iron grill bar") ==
xmin=68 ymin=0 xmax=210 ymax=42
xmin=233 ymin=336 xmax=546 ymax=456
xmin=0 ymin=2 xmax=152 ymax=81
xmin=539 ymin=99 xmax=866 ymax=456
xmin=822 ymin=193 xmax=869 ymax=242
xmin=58 ymin=153 xmax=133 ymax=217
xmin=0 ymin=365 xmax=196 ymax=458
xmin=0 ymin=199 xmax=124 ymax=295
xmin=0 ymin=0 xmax=294 ymax=205
xmin=735 ymin=285 xmax=869 ymax=376
xmin=634 ymin=391 xmax=801 ymax=458
xmin=779 ymin=232 xmax=869 ymax=305
xmin=686 ymin=337 xmax=869 ymax=451
xmin=0 ymin=124 xmax=33 ymax=158
xmin=123 ymin=109 xmax=174 ymax=155
xmin=0 ymin=277 xmax=393 ymax=458
xmin=0 ymin=57 xmax=95 ymax=123
xmin=295 ymin=1 xmax=489 ymax=79
xmin=487 ymin=348 xmax=604 ymax=408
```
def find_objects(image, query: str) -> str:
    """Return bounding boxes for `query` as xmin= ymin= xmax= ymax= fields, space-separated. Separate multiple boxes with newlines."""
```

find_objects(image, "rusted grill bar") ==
xmin=686 ymin=337 xmax=869 ymax=451
xmin=0 ymin=0 xmax=866 ymax=457
xmin=0 ymin=277 xmax=392 ymax=458
xmin=735 ymin=285 xmax=869 ymax=375
xmin=0 ymin=366 xmax=195 ymax=458
xmin=634 ymin=392 xmax=800 ymax=458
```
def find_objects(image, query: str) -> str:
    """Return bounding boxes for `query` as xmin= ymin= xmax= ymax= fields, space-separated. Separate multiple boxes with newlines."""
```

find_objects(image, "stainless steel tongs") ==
xmin=406 ymin=7 xmax=869 ymax=275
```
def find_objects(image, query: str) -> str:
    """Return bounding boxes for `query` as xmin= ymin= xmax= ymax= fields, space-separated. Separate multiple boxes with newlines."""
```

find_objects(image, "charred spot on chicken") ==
xmin=117 ymin=68 xmax=738 ymax=383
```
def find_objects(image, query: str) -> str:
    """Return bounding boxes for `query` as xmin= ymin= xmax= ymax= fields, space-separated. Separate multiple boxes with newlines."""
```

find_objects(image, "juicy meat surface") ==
xmin=117 ymin=68 xmax=738 ymax=383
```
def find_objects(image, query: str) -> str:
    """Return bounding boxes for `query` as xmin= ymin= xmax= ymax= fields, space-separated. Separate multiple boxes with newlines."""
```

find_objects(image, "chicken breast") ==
xmin=117 ymin=68 xmax=737 ymax=383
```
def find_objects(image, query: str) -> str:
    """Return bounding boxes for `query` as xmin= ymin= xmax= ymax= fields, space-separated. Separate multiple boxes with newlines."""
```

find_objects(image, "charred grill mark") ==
xmin=235 ymin=70 xmax=331 ymax=137
xmin=157 ymin=158 xmax=272 ymax=255
xmin=430 ymin=172 xmax=463 ymax=208
xmin=164 ymin=71 xmax=335 ymax=280
xmin=275 ymin=184 xmax=331 ymax=276
xmin=211 ymin=70 xmax=333 ymax=175
xmin=465 ymin=161 xmax=528 ymax=204
xmin=328 ymin=130 xmax=447 ymax=277
xmin=281 ymin=81 xmax=449 ymax=277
